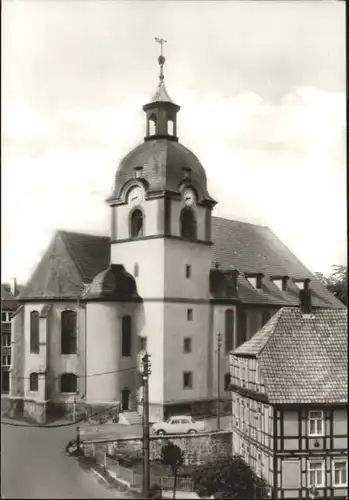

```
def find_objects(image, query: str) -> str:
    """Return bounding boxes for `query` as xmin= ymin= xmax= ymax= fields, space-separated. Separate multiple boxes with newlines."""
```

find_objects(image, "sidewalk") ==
xmin=162 ymin=492 xmax=200 ymax=499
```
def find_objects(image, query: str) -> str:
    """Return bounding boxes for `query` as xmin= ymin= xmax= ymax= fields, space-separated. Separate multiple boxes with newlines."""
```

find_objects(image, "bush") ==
xmin=192 ymin=455 xmax=268 ymax=499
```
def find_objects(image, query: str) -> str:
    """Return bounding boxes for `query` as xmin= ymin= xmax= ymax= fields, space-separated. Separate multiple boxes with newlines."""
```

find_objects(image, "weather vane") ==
xmin=155 ymin=37 xmax=167 ymax=81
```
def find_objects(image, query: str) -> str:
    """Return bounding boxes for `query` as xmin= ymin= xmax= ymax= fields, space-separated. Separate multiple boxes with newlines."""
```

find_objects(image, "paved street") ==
xmin=1 ymin=421 xmax=128 ymax=499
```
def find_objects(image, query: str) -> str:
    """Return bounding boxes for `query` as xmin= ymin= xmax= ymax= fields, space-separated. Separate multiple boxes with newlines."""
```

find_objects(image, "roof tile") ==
xmin=233 ymin=308 xmax=348 ymax=404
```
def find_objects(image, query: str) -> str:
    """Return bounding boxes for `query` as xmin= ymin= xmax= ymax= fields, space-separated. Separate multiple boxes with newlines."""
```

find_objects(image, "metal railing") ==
xmin=105 ymin=457 xmax=194 ymax=491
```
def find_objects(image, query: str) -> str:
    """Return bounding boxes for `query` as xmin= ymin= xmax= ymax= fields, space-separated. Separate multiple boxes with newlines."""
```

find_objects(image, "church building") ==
xmin=9 ymin=49 xmax=344 ymax=424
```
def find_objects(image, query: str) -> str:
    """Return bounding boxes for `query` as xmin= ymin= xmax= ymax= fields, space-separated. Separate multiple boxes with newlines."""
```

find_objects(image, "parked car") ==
xmin=152 ymin=415 xmax=206 ymax=435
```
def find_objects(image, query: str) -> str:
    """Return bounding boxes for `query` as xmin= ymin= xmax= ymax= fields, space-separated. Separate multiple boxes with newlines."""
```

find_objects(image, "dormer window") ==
xmin=294 ymin=278 xmax=311 ymax=291
xmin=182 ymin=167 xmax=191 ymax=180
xmin=245 ymin=273 xmax=264 ymax=290
xmin=134 ymin=166 xmax=143 ymax=178
xmin=271 ymin=275 xmax=289 ymax=292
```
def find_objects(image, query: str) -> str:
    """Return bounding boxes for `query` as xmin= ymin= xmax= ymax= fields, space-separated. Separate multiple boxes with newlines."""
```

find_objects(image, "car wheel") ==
xmin=188 ymin=429 xmax=197 ymax=434
xmin=156 ymin=430 xmax=166 ymax=435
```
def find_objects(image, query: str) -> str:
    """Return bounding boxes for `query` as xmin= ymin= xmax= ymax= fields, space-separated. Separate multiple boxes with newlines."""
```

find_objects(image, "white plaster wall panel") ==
xmin=163 ymin=302 xmax=210 ymax=403
xmin=110 ymin=238 xmax=165 ymax=298
xmin=164 ymin=239 xmax=211 ymax=299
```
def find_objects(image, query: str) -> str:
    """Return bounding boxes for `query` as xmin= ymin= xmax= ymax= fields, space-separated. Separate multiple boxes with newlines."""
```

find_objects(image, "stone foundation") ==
xmin=45 ymin=400 xmax=120 ymax=423
xmin=1 ymin=397 xmax=24 ymax=418
xmin=103 ymin=431 xmax=233 ymax=466
xmin=23 ymin=400 xmax=46 ymax=424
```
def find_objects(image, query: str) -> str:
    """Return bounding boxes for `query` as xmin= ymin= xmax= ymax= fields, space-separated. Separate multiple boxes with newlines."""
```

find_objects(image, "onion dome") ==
xmin=82 ymin=264 xmax=141 ymax=302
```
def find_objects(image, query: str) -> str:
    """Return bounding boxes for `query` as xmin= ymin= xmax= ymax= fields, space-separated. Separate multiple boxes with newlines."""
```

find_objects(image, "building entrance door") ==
xmin=121 ymin=388 xmax=130 ymax=411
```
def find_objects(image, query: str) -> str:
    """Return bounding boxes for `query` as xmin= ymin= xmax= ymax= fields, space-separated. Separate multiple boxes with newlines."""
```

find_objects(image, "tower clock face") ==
xmin=128 ymin=186 xmax=144 ymax=206
xmin=183 ymin=188 xmax=196 ymax=206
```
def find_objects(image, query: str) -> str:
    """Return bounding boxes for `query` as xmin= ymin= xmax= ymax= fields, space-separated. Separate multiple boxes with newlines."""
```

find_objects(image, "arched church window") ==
xmin=130 ymin=209 xmax=144 ymax=238
xmin=30 ymin=311 xmax=40 ymax=354
xmin=122 ymin=316 xmax=132 ymax=357
xmin=61 ymin=310 xmax=77 ymax=355
xmin=180 ymin=207 xmax=197 ymax=240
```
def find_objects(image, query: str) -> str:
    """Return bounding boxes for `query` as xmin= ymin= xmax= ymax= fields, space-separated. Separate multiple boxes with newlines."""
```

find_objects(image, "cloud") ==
xmin=2 ymin=83 xmax=346 ymax=282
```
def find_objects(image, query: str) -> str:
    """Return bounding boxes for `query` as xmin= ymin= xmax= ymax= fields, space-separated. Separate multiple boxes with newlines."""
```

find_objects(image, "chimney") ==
xmin=10 ymin=277 xmax=17 ymax=296
xmin=226 ymin=270 xmax=239 ymax=296
xmin=300 ymin=289 xmax=312 ymax=315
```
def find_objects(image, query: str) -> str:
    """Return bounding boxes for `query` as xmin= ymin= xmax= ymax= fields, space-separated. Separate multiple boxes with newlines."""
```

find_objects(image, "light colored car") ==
xmin=152 ymin=415 xmax=206 ymax=435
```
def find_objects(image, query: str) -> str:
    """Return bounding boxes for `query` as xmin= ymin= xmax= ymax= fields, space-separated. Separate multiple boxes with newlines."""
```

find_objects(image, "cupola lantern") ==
xmin=143 ymin=37 xmax=180 ymax=142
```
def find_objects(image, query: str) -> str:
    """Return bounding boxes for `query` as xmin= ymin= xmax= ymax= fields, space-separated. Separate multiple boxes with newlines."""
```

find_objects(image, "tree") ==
xmin=192 ymin=455 xmax=267 ymax=499
xmin=161 ymin=441 xmax=184 ymax=500
xmin=315 ymin=265 xmax=347 ymax=306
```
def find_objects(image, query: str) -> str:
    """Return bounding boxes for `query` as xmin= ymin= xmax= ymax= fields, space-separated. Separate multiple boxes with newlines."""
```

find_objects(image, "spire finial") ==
xmin=155 ymin=37 xmax=167 ymax=82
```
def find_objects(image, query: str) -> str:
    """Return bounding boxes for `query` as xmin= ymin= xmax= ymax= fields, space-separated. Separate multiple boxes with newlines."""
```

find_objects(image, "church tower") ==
xmin=106 ymin=40 xmax=217 ymax=420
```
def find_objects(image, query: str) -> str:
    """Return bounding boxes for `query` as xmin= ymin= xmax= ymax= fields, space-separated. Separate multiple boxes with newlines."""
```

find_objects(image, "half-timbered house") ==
xmin=230 ymin=291 xmax=347 ymax=499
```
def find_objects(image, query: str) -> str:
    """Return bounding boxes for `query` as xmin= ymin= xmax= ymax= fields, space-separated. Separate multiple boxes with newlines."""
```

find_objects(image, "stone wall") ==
xmin=86 ymin=431 xmax=232 ymax=467
xmin=23 ymin=400 xmax=46 ymax=424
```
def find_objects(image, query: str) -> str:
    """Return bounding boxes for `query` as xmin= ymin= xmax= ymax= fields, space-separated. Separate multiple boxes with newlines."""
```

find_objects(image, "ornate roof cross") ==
xmin=155 ymin=37 xmax=167 ymax=56
xmin=154 ymin=37 xmax=167 ymax=81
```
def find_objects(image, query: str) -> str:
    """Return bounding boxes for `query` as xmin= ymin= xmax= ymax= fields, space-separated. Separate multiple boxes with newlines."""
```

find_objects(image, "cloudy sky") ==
xmin=2 ymin=0 xmax=346 ymax=284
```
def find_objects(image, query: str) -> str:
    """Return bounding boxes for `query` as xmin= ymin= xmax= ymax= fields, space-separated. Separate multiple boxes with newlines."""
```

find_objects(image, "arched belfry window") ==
xmin=180 ymin=207 xmax=197 ymax=240
xmin=149 ymin=114 xmax=157 ymax=136
xmin=130 ymin=209 xmax=144 ymax=238
xmin=168 ymin=120 xmax=174 ymax=136
xmin=61 ymin=310 xmax=77 ymax=355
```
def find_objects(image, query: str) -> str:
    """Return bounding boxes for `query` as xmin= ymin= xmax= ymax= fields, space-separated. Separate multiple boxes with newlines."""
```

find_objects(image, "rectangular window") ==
xmin=1 ymin=312 xmax=11 ymax=323
xmin=2 ymin=334 xmax=11 ymax=347
xmin=185 ymin=265 xmax=191 ymax=278
xmin=224 ymin=372 xmax=231 ymax=390
xmin=134 ymin=263 xmax=139 ymax=277
xmin=256 ymin=453 xmax=262 ymax=476
xmin=1 ymin=368 xmax=10 ymax=394
xmin=183 ymin=371 xmax=193 ymax=389
xmin=139 ymin=336 xmax=147 ymax=352
xmin=2 ymin=355 xmax=11 ymax=367
xmin=122 ymin=316 xmax=132 ymax=357
xmin=187 ymin=309 xmax=193 ymax=321
xmin=61 ymin=373 xmax=77 ymax=393
xmin=29 ymin=373 xmax=39 ymax=392
xmin=333 ymin=460 xmax=347 ymax=487
xmin=183 ymin=338 xmax=192 ymax=353
xmin=308 ymin=460 xmax=325 ymax=487
xmin=308 ymin=410 xmax=324 ymax=436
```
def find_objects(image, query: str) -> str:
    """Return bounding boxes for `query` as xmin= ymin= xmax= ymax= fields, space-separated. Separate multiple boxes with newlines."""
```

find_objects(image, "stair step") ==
xmin=119 ymin=411 xmax=142 ymax=426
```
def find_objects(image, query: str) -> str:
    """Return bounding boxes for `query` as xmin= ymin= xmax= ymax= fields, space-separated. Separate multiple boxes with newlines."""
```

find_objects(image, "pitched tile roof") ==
xmin=18 ymin=218 xmax=343 ymax=309
xmin=60 ymin=231 xmax=110 ymax=283
xmin=18 ymin=231 xmax=110 ymax=301
xmin=233 ymin=307 xmax=348 ymax=404
xmin=1 ymin=283 xmax=21 ymax=310
xmin=211 ymin=217 xmax=343 ymax=308
xmin=82 ymin=264 xmax=141 ymax=301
